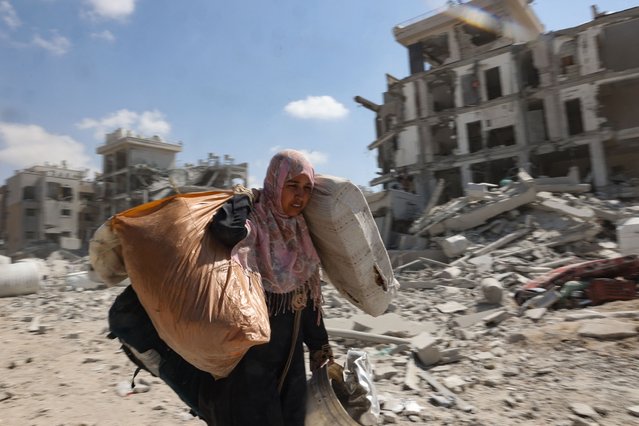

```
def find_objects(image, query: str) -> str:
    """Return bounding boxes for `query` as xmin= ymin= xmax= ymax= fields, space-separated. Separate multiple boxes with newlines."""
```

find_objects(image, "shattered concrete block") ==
xmin=483 ymin=309 xmax=510 ymax=326
xmin=435 ymin=301 xmax=467 ymax=314
xmin=468 ymin=254 xmax=493 ymax=273
xmin=439 ymin=235 xmax=470 ymax=258
xmin=374 ymin=365 xmax=399 ymax=381
xmin=452 ymin=308 xmax=503 ymax=328
xmin=435 ymin=266 xmax=462 ymax=279
xmin=429 ymin=176 xmax=537 ymax=236
xmin=442 ymin=374 xmax=466 ymax=391
xmin=617 ymin=217 xmax=639 ymax=255
xmin=351 ymin=312 xmax=437 ymax=337
xmin=577 ymin=319 xmax=639 ymax=340
xmin=480 ymin=277 xmax=503 ymax=304
xmin=536 ymin=192 xmax=595 ymax=219
xmin=524 ymin=307 xmax=547 ymax=321
xmin=439 ymin=348 xmax=463 ymax=364
xmin=411 ymin=332 xmax=441 ymax=366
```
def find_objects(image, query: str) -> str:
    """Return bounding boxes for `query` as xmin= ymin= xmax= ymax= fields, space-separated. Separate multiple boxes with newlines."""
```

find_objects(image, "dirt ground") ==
xmin=1 ymin=278 xmax=639 ymax=426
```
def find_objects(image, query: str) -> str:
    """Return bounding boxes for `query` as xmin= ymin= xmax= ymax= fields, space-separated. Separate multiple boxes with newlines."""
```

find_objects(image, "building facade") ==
xmin=96 ymin=128 xmax=183 ymax=220
xmin=3 ymin=163 xmax=96 ymax=256
xmin=358 ymin=0 xmax=639 ymax=204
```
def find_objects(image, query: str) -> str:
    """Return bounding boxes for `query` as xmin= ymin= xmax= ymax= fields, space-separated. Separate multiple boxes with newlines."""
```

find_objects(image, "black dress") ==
xmin=199 ymin=292 xmax=328 ymax=425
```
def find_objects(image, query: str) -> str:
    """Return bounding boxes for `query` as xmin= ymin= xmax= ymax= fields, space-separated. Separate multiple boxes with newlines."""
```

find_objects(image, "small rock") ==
xmin=627 ymin=405 xmax=639 ymax=417
xmin=570 ymin=402 xmax=599 ymax=419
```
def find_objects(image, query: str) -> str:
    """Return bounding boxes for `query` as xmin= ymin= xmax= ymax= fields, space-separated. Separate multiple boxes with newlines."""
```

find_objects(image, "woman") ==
xmin=202 ymin=149 xmax=334 ymax=425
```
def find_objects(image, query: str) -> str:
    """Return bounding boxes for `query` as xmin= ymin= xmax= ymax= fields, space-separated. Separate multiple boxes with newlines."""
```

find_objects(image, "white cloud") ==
xmin=138 ymin=110 xmax=171 ymax=136
xmin=0 ymin=0 xmax=20 ymax=29
xmin=284 ymin=96 xmax=349 ymax=120
xmin=84 ymin=0 xmax=136 ymax=21
xmin=297 ymin=149 xmax=328 ymax=166
xmin=32 ymin=31 xmax=71 ymax=55
xmin=76 ymin=109 xmax=172 ymax=140
xmin=90 ymin=29 xmax=115 ymax=42
xmin=0 ymin=122 xmax=96 ymax=174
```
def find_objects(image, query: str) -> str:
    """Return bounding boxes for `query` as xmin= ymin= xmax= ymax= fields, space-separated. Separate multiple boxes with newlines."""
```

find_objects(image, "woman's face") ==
xmin=280 ymin=173 xmax=312 ymax=217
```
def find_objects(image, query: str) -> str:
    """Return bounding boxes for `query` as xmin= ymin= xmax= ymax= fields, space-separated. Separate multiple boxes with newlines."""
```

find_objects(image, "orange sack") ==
xmin=110 ymin=191 xmax=270 ymax=379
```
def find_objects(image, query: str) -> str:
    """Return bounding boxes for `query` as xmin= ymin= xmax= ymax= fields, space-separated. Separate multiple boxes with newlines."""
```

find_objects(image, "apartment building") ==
xmin=2 ymin=163 xmax=96 ymax=256
xmin=96 ymin=128 xmax=183 ymax=219
xmin=357 ymin=0 xmax=639 ymax=205
xmin=95 ymin=128 xmax=249 ymax=220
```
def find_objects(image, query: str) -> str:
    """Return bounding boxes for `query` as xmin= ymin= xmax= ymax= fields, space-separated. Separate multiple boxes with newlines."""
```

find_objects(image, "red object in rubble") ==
xmin=515 ymin=254 xmax=639 ymax=305
xmin=585 ymin=278 xmax=638 ymax=305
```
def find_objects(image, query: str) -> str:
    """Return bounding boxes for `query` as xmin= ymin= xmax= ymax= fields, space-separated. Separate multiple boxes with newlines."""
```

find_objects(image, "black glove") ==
xmin=208 ymin=194 xmax=252 ymax=248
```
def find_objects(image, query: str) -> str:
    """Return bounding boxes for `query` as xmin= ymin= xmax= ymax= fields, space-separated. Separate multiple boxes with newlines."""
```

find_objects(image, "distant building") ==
xmin=95 ymin=128 xmax=183 ymax=219
xmin=3 ymin=163 xmax=96 ymax=256
xmin=0 ymin=129 xmax=250 ymax=256
xmin=95 ymin=129 xmax=249 ymax=220
xmin=357 ymin=0 xmax=639 ymax=205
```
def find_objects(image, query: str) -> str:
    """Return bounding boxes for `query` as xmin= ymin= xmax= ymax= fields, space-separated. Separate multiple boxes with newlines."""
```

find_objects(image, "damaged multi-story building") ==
xmin=96 ymin=128 xmax=249 ymax=221
xmin=358 ymin=0 xmax=639 ymax=243
xmin=0 ymin=129 xmax=249 ymax=257
xmin=1 ymin=163 xmax=98 ymax=256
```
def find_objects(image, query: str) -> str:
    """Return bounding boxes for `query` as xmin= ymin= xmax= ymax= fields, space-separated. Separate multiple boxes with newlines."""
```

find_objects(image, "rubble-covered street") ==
xmin=2 ymin=175 xmax=639 ymax=426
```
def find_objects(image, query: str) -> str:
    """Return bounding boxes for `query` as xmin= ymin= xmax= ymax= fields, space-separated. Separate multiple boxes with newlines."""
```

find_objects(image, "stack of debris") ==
xmin=390 ymin=168 xmax=639 ymax=313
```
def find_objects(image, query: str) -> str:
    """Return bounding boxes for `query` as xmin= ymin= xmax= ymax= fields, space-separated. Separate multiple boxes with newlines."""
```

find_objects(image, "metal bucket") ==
xmin=0 ymin=262 xmax=40 ymax=298
xmin=305 ymin=366 xmax=359 ymax=426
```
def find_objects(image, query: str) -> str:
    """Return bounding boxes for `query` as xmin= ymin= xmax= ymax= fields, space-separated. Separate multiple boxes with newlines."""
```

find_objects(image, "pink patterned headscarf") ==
xmin=233 ymin=150 xmax=321 ymax=310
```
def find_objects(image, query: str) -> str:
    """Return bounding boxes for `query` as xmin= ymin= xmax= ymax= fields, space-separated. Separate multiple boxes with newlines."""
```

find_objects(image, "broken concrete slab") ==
xmin=483 ymin=309 xmax=510 ymax=326
xmin=536 ymin=192 xmax=595 ymax=219
xmin=524 ymin=307 xmax=547 ymax=321
xmin=426 ymin=171 xmax=537 ymax=236
xmin=350 ymin=312 xmax=438 ymax=337
xmin=410 ymin=332 xmax=441 ymax=366
xmin=398 ymin=279 xmax=439 ymax=290
xmin=439 ymin=235 xmax=470 ymax=258
xmin=577 ymin=319 xmax=639 ymax=340
xmin=436 ymin=301 xmax=468 ymax=314
xmin=451 ymin=308 xmax=504 ymax=328
xmin=480 ymin=277 xmax=503 ymax=304
xmin=325 ymin=328 xmax=410 ymax=345
xmin=435 ymin=266 xmax=463 ymax=279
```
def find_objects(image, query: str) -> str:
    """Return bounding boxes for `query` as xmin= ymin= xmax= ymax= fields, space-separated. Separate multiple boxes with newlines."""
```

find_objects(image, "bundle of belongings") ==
xmin=90 ymin=177 xmax=397 ymax=419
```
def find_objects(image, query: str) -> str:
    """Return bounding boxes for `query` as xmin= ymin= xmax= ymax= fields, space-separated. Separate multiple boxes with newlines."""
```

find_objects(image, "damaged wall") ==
xmin=598 ymin=78 xmax=639 ymax=131
xmin=395 ymin=125 xmax=421 ymax=168
xmin=560 ymin=84 xmax=602 ymax=135
xmin=364 ymin=2 xmax=639 ymax=205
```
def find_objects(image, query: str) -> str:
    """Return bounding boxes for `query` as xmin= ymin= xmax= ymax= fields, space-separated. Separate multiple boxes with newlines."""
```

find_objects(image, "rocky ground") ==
xmin=1 ymin=256 xmax=639 ymax=426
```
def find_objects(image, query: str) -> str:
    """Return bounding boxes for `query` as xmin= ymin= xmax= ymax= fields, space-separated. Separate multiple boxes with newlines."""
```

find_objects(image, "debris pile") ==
xmin=2 ymin=171 xmax=639 ymax=424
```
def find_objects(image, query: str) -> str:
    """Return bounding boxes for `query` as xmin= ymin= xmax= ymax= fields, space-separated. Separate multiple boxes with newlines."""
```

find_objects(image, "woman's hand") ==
xmin=309 ymin=343 xmax=334 ymax=371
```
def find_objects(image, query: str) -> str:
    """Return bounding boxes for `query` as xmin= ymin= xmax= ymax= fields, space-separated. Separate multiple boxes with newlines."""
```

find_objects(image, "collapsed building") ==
xmin=358 ymin=0 xmax=639 ymax=247
xmin=95 ymin=129 xmax=247 ymax=221
xmin=0 ymin=129 xmax=248 ymax=257
xmin=95 ymin=128 xmax=249 ymax=222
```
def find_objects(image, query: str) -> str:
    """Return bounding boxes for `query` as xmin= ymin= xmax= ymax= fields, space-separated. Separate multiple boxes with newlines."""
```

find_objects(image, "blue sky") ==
xmin=0 ymin=0 xmax=637 ymax=189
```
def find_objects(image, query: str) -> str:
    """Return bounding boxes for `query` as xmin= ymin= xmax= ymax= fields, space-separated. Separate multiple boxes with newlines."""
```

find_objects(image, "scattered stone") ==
xmin=442 ymin=375 xmax=466 ymax=391
xmin=577 ymin=319 xmax=639 ymax=340
xmin=525 ymin=307 xmax=547 ymax=321
xmin=374 ymin=365 xmax=398 ymax=381
xmin=411 ymin=332 xmax=441 ymax=366
xmin=483 ymin=309 xmax=510 ymax=326
xmin=436 ymin=301 xmax=467 ymax=314
xmin=429 ymin=393 xmax=454 ymax=407
xmin=627 ymin=405 xmax=639 ymax=417
xmin=570 ymin=402 xmax=599 ymax=419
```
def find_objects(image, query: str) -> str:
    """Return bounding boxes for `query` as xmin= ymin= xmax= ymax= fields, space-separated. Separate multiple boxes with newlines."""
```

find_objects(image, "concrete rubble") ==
xmin=1 ymin=178 xmax=639 ymax=425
